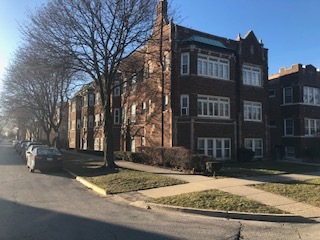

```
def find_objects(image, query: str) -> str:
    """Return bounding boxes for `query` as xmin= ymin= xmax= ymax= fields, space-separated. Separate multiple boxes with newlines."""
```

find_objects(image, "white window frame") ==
xmin=197 ymin=54 xmax=229 ymax=80
xmin=131 ymin=105 xmax=136 ymax=123
xmin=284 ymin=118 xmax=294 ymax=136
xmin=114 ymin=108 xmax=120 ymax=124
xmin=122 ymin=107 xmax=127 ymax=124
xmin=197 ymin=138 xmax=231 ymax=160
xmin=304 ymin=118 xmax=320 ymax=136
xmin=83 ymin=117 xmax=87 ymax=129
xmin=283 ymin=87 xmax=293 ymax=104
xmin=285 ymin=147 xmax=295 ymax=158
xmin=95 ymin=114 xmax=100 ymax=127
xmin=94 ymin=138 xmax=100 ymax=151
xmin=303 ymin=86 xmax=320 ymax=105
xmin=164 ymin=53 xmax=169 ymax=71
xmin=197 ymin=95 xmax=230 ymax=119
xmin=243 ymin=65 xmax=262 ymax=86
xmin=148 ymin=100 xmax=152 ymax=115
xmin=244 ymin=101 xmax=262 ymax=122
xmin=181 ymin=53 xmax=190 ymax=75
xmin=244 ymin=138 xmax=263 ymax=158
xmin=181 ymin=95 xmax=189 ymax=116
xmin=95 ymin=92 xmax=100 ymax=104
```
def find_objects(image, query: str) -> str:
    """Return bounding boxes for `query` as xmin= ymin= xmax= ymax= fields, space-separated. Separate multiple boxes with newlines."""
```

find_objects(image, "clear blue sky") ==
xmin=1 ymin=0 xmax=320 ymax=88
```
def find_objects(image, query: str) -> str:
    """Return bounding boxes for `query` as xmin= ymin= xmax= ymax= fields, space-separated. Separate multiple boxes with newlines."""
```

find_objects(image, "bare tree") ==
xmin=1 ymin=43 xmax=74 ymax=146
xmin=22 ymin=0 xmax=158 ymax=167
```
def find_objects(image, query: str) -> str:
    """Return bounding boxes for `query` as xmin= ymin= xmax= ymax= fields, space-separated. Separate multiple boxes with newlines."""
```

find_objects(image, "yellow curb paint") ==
xmin=76 ymin=176 xmax=108 ymax=196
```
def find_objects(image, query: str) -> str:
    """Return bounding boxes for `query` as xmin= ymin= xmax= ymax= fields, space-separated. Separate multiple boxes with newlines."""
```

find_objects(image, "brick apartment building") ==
xmin=120 ymin=0 xmax=269 ymax=161
xmin=269 ymin=64 xmax=320 ymax=160
xmin=68 ymin=80 xmax=122 ymax=151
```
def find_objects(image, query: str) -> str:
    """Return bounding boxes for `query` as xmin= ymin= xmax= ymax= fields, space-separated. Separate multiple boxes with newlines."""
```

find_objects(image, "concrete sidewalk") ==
xmin=63 ymin=150 xmax=320 ymax=222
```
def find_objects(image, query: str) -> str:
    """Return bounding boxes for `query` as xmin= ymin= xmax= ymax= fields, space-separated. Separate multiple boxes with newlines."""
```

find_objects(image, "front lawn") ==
xmin=152 ymin=190 xmax=286 ymax=214
xmin=63 ymin=152 xmax=186 ymax=194
xmin=85 ymin=168 xmax=186 ymax=194
xmin=218 ymin=161 xmax=320 ymax=178
xmin=253 ymin=178 xmax=320 ymax=207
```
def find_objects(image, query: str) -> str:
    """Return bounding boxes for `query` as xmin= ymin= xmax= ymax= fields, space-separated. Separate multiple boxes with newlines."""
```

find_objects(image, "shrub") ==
xmin=115 ymin=151 xmax=152 ymax=164
xmin=303 ymin=148 xmax=320 ymax=163
xmin=237 ymin=148 xmax=255 ymax=162
xmin=137 ymin=146 xmax=191 ymax=168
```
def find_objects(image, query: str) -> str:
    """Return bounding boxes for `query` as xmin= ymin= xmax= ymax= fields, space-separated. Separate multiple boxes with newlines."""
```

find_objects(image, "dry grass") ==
xmin=253 ymin=178 xmax=320 ymax=207
xmin=152 ymin=190 xmax=286 ymax=214
xmin=63 ymin=152 xmax=185 ymax=194
xmin=219 ymin=161 xmax=320 ymax=178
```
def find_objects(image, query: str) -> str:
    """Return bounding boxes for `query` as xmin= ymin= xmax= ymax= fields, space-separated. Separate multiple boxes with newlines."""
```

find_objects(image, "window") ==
xmin=164 ymin=95 xmax=169 ymax=107
xmin=148 ymin=100 xmax=152 ymax=115
xmin=180 ymin=95 xmax=189 ymax=116
xmin=122 ymin=107 xmax=127 ymax=124
xmin=131 ymin=75 xmax=137 ymax=90
xmin=114 ymin=108 xmax=120 ymax=124
xmin=131 ymin=105 xmax=136 ymax=123
xmin=245 ymin=139 xmax=263 ymax=157
xmin=197 ymin=138 xmax=231 ymax=160
xmin=284 ymin=119 xmax=294 ymax=136
xmin=285 ymin=147 xmax=295 ymax=158
xmin=303 ymin=86 xmax=320 ymax=105
xmin=197 ymin=54 xmax=229 ymax=80
xmin=305 ymin=118 xmax=320 ymax=136
xmin=83 ymin=96 xmax=88 ymax=106
xmin=243 ymin=66 xmax=262 ymax=86
xmin=141 ymin=137 xmax=146 ymax=146
xmin=94 ymin=138 xmax=100 ymax=151
xmin=164 ymin=53 xmax=169 ymax=71
xmin=141 ymin=102 xmax=146 ymax=114
xmin=83 ymin=117 xmax=87 ymax=129
xmin=76 ymin=119 xmax=81 ymax=129
xmin=89 ymin=115 xmax=94 ymax=128
xmin=181 ymin=53 xmax=189 ymax=75
xmin=147 ymin=62 xmax=153 ymax=78
xmin=283 ymin=87 xmax=293 ymax=104
xmin=197 ymin=95 xmax=230 ymax=118
xmin=95 ymin=114 xmax=100 ymax=127
xmin=113 ymin=81 xmax=121 ymax=96
xmin=244 ymin=101 xmax=262 ymax=122
xmin=89 ymin=94 xmax=95 ymax=106
xmin=268 ymin=89 xmax=275 ymax=98
xmin=95 ymin=92 xmax=100 ymax=104
xmin=77 ymin=99 xmax=82 ymax=110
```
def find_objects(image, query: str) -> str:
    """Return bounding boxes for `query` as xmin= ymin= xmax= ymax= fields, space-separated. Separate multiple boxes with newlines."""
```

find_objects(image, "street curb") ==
xmin=145 ymin=203 xmax=317 ymax=223
xmin=64 ymin=168 xmax=108 ymax=196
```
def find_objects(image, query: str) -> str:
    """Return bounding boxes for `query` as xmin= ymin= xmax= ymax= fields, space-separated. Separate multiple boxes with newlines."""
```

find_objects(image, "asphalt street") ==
xmin=0 ymin=141 xmax=319 ymax=240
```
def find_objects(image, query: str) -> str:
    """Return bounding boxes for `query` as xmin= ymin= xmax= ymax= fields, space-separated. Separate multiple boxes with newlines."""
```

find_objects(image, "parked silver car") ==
xmin=27 ymin=146 xmax=63 ymax=173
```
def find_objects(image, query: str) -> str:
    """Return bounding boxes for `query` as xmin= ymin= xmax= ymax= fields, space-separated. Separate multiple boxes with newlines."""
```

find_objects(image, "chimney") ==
xmin=156 ymin=0 xmax=168 ymax=25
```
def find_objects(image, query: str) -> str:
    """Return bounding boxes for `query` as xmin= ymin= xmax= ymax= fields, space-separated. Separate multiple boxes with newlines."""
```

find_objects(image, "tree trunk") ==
xmin=103 ymin=105 xmax=117 ymax=168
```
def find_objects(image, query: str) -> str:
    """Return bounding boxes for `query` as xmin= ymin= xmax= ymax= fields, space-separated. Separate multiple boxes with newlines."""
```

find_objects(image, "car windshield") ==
xmin=37 ymin=148 xmax=61 ymax=155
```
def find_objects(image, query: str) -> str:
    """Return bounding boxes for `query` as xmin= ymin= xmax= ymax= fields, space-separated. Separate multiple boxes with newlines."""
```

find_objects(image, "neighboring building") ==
xmin=269 ymin=64 xmax=320 ymax=160
xmin=120 ymin=0 xmax=269 ymax=160
xmin=50 ymin=102 xmax=69 ymax=148
xmin=68 ymin=80 xmax=122 ymax=151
